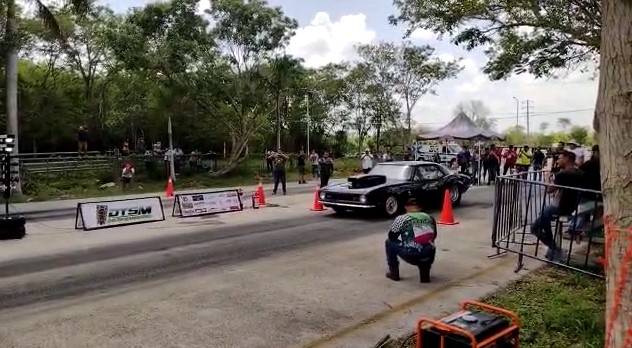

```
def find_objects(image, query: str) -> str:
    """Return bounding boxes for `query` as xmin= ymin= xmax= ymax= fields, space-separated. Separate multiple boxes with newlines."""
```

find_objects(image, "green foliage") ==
xmin=389 ymin=0 xmax=601 ymax=80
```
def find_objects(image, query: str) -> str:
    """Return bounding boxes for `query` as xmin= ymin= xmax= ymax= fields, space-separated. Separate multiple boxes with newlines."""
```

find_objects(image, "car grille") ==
xmin=324 ymin=193 xmax=360 ymax=202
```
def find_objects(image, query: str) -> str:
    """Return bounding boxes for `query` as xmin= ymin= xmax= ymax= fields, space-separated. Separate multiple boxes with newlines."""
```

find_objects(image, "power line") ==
xmin=416 ymin=108 xmax=593 ymax=125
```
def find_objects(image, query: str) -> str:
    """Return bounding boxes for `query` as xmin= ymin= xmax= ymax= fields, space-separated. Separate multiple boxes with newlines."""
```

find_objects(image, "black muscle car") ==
xmin=318 ymin=161 xmax=471 ymax=217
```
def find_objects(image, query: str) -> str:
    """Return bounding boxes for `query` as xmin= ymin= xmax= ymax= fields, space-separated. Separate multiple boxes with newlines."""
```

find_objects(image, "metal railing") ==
xmin=489 ymin=171 xmax=604 ymax=278
xmin=19 ymin=152 xmax=113 ymax=174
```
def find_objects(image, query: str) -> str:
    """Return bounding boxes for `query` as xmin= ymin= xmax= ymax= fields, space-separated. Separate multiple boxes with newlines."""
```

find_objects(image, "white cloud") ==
xmin=286 ymin=12 xmax=376 ymax=68
xmin=172 ymin=7 xmax=593 ymax=134
xmin=410 ymin=28 xmax=436 ymax=41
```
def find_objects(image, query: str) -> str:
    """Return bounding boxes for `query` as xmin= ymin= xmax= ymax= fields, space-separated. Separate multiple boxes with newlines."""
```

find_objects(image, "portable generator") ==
xmin=416 ymin=301 xmax=519 ymax=348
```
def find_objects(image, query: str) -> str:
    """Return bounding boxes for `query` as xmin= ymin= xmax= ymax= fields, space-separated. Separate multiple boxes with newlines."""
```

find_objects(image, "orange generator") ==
xmin=416 ymin=301 xmax=520 ymax=348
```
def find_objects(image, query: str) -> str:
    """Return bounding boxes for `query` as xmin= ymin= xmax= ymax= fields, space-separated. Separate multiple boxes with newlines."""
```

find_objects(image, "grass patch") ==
xmin=383 ymin=267 xmax=605 ymax=348
xmin=16 ymin=158 xmax=360 ymax=202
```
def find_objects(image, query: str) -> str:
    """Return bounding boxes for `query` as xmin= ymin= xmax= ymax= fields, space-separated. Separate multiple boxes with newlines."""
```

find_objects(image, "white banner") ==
xmin=173 ymin=190 xmax=243 ymax=217
xmin=75 ymin=197 xmax=165 ymax=231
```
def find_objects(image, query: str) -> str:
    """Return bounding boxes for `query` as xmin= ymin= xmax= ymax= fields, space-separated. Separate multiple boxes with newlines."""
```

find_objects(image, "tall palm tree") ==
xmin=4 ymin=0 xmax=89 ymax=194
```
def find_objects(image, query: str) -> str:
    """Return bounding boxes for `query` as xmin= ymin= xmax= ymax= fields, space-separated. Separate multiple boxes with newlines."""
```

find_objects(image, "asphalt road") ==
xmin=0 ymin=188 xmax=494 ymax=314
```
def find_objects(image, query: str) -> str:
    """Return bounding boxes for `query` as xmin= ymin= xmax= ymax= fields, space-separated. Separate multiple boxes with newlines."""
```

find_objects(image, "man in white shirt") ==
xmin=567 ymin=140 xmax=585 ymax=166
xmin=361 ymin=149 xmax=373 ymax=174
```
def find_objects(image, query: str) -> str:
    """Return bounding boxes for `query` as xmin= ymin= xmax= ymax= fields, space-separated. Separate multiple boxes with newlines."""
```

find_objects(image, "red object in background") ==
xmin=165 ymin=178 xmax=174 ymax=197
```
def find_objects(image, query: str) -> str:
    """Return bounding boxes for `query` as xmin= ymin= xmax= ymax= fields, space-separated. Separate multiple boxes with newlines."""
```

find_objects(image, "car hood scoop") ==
xmin=347 ymin=175 xmax=387 ymax=189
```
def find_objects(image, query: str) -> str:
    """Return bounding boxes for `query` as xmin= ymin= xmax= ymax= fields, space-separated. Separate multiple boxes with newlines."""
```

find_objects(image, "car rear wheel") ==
xmin=448 ymin=186 xmax=462 ymax=206
xmin=384 ymin=195 xmax=401 ymax=217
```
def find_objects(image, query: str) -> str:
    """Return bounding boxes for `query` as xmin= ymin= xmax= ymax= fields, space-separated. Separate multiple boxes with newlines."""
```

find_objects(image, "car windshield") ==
xmin=368 ymin=164 xmax=411 ymax=180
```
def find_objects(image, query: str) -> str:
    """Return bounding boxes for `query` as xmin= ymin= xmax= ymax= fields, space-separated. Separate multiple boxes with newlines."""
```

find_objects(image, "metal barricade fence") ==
xmin=489 ymin=170 xmax=604 ymax=278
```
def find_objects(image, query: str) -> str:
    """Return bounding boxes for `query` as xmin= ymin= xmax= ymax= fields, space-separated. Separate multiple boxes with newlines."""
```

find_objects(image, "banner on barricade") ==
xmin=172 ymin=189 xmax=243 ymax=218
xmin=75 ymin=196 xmax=165 ymax=231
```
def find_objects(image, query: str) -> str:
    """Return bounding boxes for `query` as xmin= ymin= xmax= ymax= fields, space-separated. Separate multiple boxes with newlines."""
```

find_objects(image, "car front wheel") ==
xmin=447 ymin=186 xmax=462 ymax=206
xmin=384 ymin=195 xmax=401 ymax=217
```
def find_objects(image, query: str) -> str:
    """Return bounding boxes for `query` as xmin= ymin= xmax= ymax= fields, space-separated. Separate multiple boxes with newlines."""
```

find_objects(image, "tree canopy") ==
xmin=1 ymin=0 xmax=461 ymax=174
xmin=389 ymin=0 xmax=601 ymax=80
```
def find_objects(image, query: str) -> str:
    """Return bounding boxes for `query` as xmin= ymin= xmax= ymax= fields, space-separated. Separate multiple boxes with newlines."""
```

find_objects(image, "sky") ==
xmin=99 ymin=0 xmax=598 ymax=133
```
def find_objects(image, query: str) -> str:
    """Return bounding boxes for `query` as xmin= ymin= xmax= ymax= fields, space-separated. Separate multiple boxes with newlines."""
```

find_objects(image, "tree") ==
xmin=389 ymin=0 xmax=600 ymax=80
xmin=539 ymin=122 xmax=549 ymax=133
xmin=568 ymin=125 xmax=589 ymax=145
xmin=453 ymin=100 xmax=496 ymax=130
xmin=344 ymin=64 xmax=373 ymax=153
xmin=595 ymin=1 xmax=632 ymax=346
xmin=203 ymin=0 xmax=297 ymax=174
xmin=557 ymin=117 xmax=571 ymax=131
xmin=504 ymin=125 xmax=527 ymax=145
xmin=4 ymin=0 xmax=90 ymax=194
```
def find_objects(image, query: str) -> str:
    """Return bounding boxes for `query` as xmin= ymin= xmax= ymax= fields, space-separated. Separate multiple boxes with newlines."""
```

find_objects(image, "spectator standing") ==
xmin=319 ymin=152 xmax=334 ymax=187
xmin=502 ymin=145 xmax=517 ymax=175
xmin=485 ymin=147 xmax=500 ymax=185
xmin=77 ymin=125 xmax=88 ymax=156
xmin=297 ymin=150 xmax=307 ymax=184
xmin=269 ymin=150 xmax=288 ymax=195
xmin=531 ymin=147 xmax=545 ymax=181
xmin=266 ymin=150 xmax=274 ymax=173
xmin=121 ymin=162 xmax=135 ymax=190
xmin=516 ymin=145 xmax=532 ymax=178
xmin=309 ymin=150 xmax=320 ymax=179
xmin=361 ymin=149 xmax=373 ymax=174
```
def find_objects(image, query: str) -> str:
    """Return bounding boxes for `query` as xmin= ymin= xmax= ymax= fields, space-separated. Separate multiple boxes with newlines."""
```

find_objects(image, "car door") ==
xmin=417 ymin=164 xmax=446 ymax=201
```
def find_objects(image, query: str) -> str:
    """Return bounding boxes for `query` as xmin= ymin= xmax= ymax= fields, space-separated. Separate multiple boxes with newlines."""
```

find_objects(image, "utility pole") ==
xmin=275 ymin=94 xmax=281 ymax=150
xmin=305 ymin=94 xmax=310 ymax=155
xmin=521 ymin=100 xmax=534 ymax=138
xmin=512 ymin=97 xmax=519 ymax=127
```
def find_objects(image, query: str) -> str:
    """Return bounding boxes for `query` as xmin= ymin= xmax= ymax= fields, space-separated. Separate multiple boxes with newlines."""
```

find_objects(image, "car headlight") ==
xmin=319 ymin=192 xmax=325 ymax=200
xmin=360 ymin=195 xmax=367 ymax=203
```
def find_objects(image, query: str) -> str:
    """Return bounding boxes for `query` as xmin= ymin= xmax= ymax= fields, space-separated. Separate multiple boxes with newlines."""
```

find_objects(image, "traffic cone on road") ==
xmin=437 ymin=188 xmax=458 ymax=225
xmin=256 ymin=179 xmax=267 ymax=206
xmin=165 ymin=178 xmax=174 ymax=197
xmin=310 ymin=188 xmax=325 ymax=211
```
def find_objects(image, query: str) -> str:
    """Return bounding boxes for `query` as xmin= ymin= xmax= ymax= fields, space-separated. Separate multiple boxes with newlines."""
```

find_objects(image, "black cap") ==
xmin=592 ymin=145 xmax=599 ymax=152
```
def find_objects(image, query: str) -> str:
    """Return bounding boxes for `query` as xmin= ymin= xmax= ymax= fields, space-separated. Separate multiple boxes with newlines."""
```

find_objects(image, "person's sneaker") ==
xmin=385 ymin=270 xmax=400 ymax=281
xmin=545 ymin=248 xmax=564 ymax=262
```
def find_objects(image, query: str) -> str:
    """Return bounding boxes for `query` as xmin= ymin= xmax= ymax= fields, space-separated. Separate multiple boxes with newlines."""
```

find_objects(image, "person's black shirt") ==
xmin=297 ymin=154 xmax=306 ymax=167
xmin=579 ymin=158 xmax=601 ymax=200
xmin=532 ymin=150 xmax=545 ymax=166
xmin=554 ymin=167 xmax=585 ymax=215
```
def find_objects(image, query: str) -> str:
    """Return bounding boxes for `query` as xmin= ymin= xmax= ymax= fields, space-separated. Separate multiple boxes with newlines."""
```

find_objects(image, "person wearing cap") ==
xmin=531 ymin=150 xmax=583 ymax=261
xmin=516 ymin=145 xmax=532 ymax=178
xmin=567 ymin=140 xmax=585 ymax=166
xmin=385 ymin=198 xmax=438 ymax=283
xmin=121 ymin=162 xmax=135 ymax=190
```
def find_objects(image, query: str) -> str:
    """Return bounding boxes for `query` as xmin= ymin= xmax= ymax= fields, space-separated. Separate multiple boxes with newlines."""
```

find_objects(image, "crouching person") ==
xmin=385 ymin=198 xmax=437 ymax=283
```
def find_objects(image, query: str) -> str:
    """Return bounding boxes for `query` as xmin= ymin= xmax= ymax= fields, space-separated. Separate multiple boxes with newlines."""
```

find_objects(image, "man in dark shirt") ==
xmin=531 ymin=147 xmax=545 ymax=181
xmin=566 ymin=145 xmax=601 ymax=235
xmin=318 ymin=152 xmax=334 ymax=187
xmin=268 ymin=150 xmax=288 ymax=195
xmin=77 ymin=125 xmax=88 ymax=156
xmin=297 ymin=150 xmax=307 ymax=184
xmin=531 ymin=150 xmax=584 ymax=261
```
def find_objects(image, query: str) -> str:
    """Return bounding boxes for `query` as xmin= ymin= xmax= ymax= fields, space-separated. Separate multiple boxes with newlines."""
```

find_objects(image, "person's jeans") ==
xmin=531 ymin=205 xmax=560 ymax=250
xmin=385 ymin=239 xmax=435 ymax=268
xmin=532 ymin=164 xmax=543 ymax=181
xmin=273 ymin=171 xmax=286 ymax=194
xmin=487 ymin=164 xmax=498 ymax=184
xmin=320 ymin=174 xmax=330 ymax=188
xmin=312 ymin=165 xmax=319 ymax=178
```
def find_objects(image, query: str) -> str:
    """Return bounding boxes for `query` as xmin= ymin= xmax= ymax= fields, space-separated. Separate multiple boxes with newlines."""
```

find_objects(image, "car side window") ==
xmin=420 ymin=165 xmax=444 ymax=180
xmin=412 ymin=166 xmax=424 ymax=182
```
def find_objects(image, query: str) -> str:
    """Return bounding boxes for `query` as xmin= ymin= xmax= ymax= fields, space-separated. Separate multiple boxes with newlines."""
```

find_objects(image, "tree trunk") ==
xmin=596 ymin=0 xmax=632 ymax=347
xmin=5 ymin=0 xmax=22 ymax=195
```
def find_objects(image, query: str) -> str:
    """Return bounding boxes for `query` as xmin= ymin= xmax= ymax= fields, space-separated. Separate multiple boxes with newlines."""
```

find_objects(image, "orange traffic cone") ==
xmin=165 ymin=178 xmax=174 ymax=197
xmin=310 ymin=188 xmax=325 ymax=211
xmin=437 ymin=188 xmax=458 ymax=225
xmin=256 ymin=180 xmax=267 ymax=206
